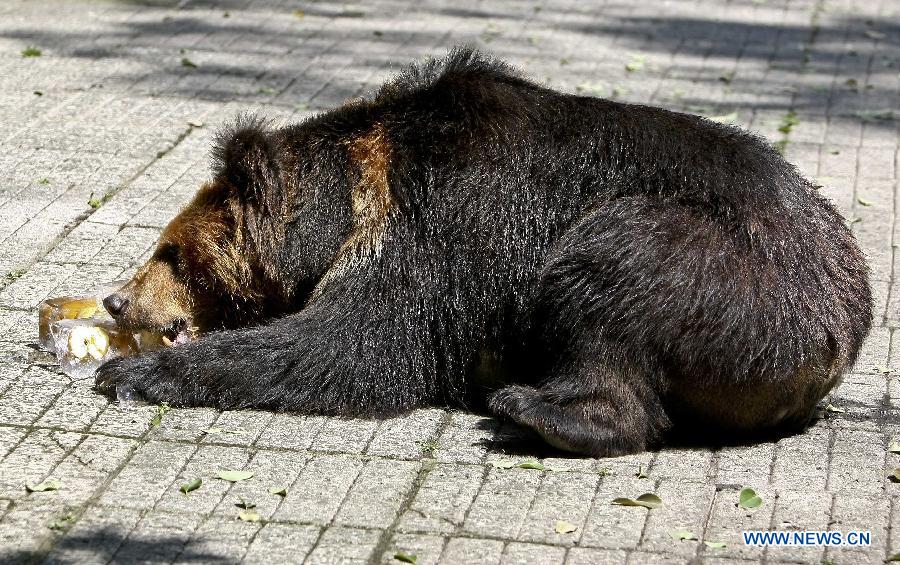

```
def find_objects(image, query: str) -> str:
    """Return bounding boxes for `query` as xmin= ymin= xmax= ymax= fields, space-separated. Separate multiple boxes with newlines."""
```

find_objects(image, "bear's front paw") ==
xmin=94 ymin=353 xmax=168 ymax=403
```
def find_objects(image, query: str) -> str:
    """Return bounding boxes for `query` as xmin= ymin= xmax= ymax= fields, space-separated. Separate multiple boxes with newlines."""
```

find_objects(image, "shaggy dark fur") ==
xmin=95 ymin=47 xmax=872 ymax=456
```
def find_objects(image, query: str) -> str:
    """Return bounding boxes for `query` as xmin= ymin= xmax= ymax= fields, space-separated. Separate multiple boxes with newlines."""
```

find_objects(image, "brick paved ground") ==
xmin=0 ymin=0 xmax=896 ymax=563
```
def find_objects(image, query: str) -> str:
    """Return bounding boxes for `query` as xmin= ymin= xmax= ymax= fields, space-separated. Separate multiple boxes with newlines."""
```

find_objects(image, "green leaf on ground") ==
xmin=180 ymin=478 xmax=201 ymax=495
xmin=625 ymin=54 xmax=646 ymax=72
xmin=738 ymin=487 xmax=763 ymax=509
xmin=217 ymin=470 xmax=254 ymax=482
xmin=48 ymin=512 xmax=75 ymax=531
xmin=394 ymin=552 xmax=417 ymax=564
xmin=5 ymin=268 xmax=26 ymax=281
xmin=612 ymin=493 xmax=662 ymax=509
xmin=26 ymin=478 xmax=61 ymax=492
xmin=671 ymin=529 xmax=697 ymax=541
xmin=150 ymin=403 xmax=170 ymax=427
xmin=38 ymin=178 xmax=50 ymax=185
xmin=555 ymin=520 xmax=578 ymax=534
xmin=704 ymin=540 xmax=727 ymax=549
xmin=268 ymin=486 xmax=288 ymax=496
xmin=778 ymin=111 xmax=800 ymax=134
xmin=857 ymin=197 xmax=874 ymax=207
xmin=180 ymin=57 xmax=197 ymax=68
xmin=258 ymin=87 xmax=277 ymax=95
xmin=237 ymin=509 xmax=260 ymax=522
xmin=516 ymin=460 xmax=546 ymax=471
xmin=22 ymin=46 xmax=42 ymax=57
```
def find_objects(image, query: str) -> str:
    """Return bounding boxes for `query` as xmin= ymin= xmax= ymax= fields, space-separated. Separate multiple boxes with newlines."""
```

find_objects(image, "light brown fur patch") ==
xmin=312 ymin=124 xmax=395 ymax=296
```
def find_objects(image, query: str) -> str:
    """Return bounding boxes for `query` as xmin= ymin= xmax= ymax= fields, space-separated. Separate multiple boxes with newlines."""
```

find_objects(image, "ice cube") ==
xmin=50 ymin=319 xmax=138 ymax=379
xmin=38 ymin=296 xmax=102 ymax=351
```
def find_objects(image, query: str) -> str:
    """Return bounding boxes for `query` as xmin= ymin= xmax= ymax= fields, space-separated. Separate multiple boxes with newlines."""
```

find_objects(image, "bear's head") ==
xmin=103 ymin=118 xmax=291 ymax=338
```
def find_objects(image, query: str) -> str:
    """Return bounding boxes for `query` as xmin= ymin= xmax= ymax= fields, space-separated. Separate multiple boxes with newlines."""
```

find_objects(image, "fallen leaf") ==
xmin=268 ymin=486 xmax=288 ymax=496
xmin=612 ymin=493 xmax=662 ymax=509
xmin=217 ymin=470 xmax=254 ymax=482
xmin=236 ymin=496 xmax=256 ymax=509
xmin=48 ymin=513 xmax=75 ymax=531
xmin=889 ymin=441 xmax=900 ymax=454
xmin=890 ymin=468 xmax=900 ymax=482
xmin=635 ymin=464 xmax=649 ymax=479
xmin=201 ymin=427 xmax=247 ymax=436
xmin=394 ymin=552 xmax=417 ymax=564
xmin=150 ymin=403 xmax=170 ymax=427
xmin=825 ymin=404 xmax=845 ymax=414
xmin=26 ymin=478 xmax=61 ymax=493
xmin=625 ymin=54 xmax=646 ymax=72
xmin=180 ymin=478 xmax=202 ymax=495
xmin=292 ymin=9 xmax=305 ymax=18
xmin=738 ymin=487 xmax=763 ymax=509
xmin=238 ymin=509 xmax=260 ymax=522
xmin=671 ymin=529 xmax=697 ymax=541
xmin=555 ymin=520 xmax=578 ymax=534
xmin=857 ymin=197 xmax=874 ymax=207
xmin=180 ymin=57 xmax=197 ymax=68
xmin=704 ymin=540 xmax=727 ymax=549
xmin=22 ymin=46 xmax=41 ymax=57
xmin=887 ymin=552 xmax=900 ymax=562
xmin=187 ymin=120 xmax=204 ymax=128
xmin=516 ymin=460 xmax=545 ymax=471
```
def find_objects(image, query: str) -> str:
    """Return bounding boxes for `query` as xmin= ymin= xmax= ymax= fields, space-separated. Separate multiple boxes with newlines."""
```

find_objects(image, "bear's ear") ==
xmin=210 ymin=115 xmax=282 ymax=211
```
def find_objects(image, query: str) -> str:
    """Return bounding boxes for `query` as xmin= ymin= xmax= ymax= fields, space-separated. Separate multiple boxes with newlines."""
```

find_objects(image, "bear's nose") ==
xmin=103 ymin=293 xmax=130 ymax=317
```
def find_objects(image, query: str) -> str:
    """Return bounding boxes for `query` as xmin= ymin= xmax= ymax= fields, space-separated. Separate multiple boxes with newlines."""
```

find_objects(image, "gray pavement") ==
xmin=0 ymin=0 xmax=897 ymax=563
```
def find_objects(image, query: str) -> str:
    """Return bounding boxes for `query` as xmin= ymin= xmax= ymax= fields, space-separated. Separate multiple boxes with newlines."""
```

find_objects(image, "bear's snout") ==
xmin=103 ymin=293 xmax=130 ymax=317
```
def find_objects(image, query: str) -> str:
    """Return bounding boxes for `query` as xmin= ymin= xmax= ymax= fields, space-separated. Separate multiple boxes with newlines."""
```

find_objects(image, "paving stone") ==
xmin=305 ymin=525 xmax=382 ymax=564
xmin=439 ymin=537 xmax=504 ymax=564
xmin=380 ymin=532 xmax=446 ymax=565
xmin=398 ymin=462 xmax=485 ymax=535
xmin=99 ymin=440 xmax=196 ymax=510
xmin=335 ymin=458 xmax=421 ymax=528
xmin=463 ymin=467 xmax=542 ymax=539
xmin=272 ymin=453 xmax=365 ymax=525
xmin=243 ymin=523 xmax=321 ymax=564
xmin=0 ymin=1 xmax=898 ymax=563
xmin=111 ymin=509 xmax=202 ymax=564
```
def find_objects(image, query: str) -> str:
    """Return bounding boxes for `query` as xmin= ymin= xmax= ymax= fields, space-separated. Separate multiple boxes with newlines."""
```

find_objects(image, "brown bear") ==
xmin=95 ymin=47 xmax=872 ymax=456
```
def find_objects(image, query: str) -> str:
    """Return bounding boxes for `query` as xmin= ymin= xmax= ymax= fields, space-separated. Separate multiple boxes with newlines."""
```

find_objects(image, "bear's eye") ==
xmin=155 ymin=243 xmax=181 ymax=267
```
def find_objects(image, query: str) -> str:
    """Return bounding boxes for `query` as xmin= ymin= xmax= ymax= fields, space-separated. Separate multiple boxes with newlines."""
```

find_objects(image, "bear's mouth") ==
xmin=159 ymin=318 xmax=195 ymax=347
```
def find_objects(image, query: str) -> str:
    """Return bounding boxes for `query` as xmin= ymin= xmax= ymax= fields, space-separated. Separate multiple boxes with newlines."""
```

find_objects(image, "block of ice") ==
xmin=49 ymin=319 xmax=139 ymax=380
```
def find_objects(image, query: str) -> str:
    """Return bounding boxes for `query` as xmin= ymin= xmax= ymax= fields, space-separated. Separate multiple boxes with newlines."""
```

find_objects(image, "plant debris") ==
xmin=612 ymin=493 xmax=662 ymax=509
xmin=738 ymin=487 xmax=763 ymax=509
xmin=217 ymin=470 xmax=254 ymax=482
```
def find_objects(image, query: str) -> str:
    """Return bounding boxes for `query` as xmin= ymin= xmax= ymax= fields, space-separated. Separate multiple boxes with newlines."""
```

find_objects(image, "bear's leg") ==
xmin=94 ymin=269 xmax=458 ymax=416
xmin=489 ymin=340 xmax=670 ymax=456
